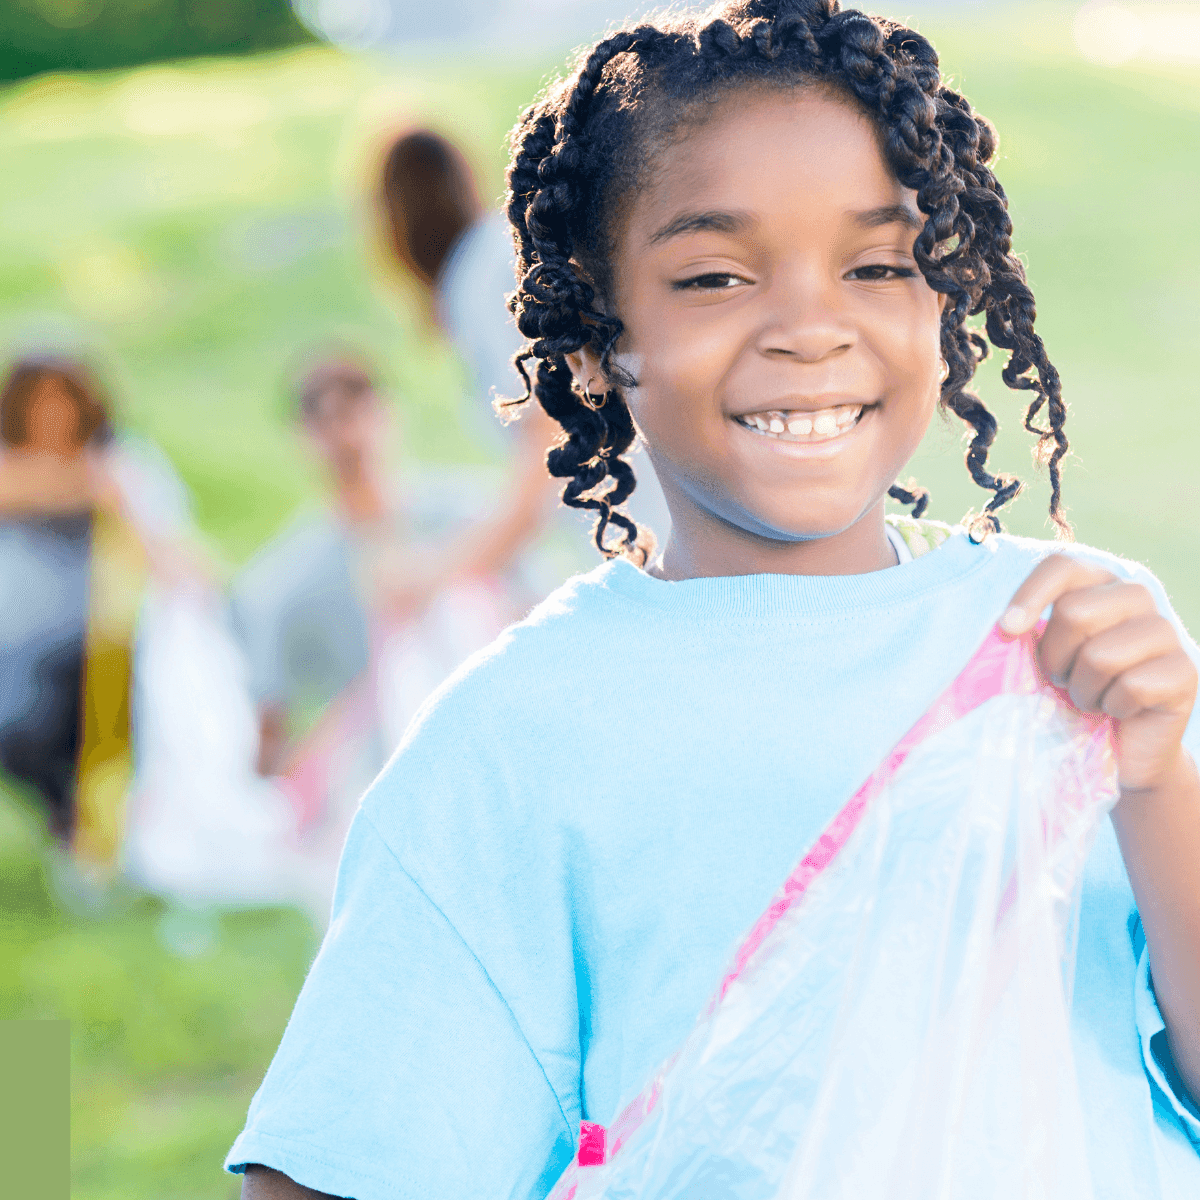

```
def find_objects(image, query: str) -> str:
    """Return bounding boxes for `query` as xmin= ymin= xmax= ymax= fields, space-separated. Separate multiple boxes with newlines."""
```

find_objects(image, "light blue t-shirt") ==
xmin=227 ymin=530 xmax=1200 ymax=1198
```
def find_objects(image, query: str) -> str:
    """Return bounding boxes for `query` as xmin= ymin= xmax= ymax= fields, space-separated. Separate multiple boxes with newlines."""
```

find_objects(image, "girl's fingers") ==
xmin=1062 ymin=615 xmax=1183 ymax=713
xmin=1100 ymin=653 xmax=1199 ymax=723
xmin=1038 ymin=583 xmax=1161 ymax=687
xmin=1000 ymin=555 xmax=1117 ymax=637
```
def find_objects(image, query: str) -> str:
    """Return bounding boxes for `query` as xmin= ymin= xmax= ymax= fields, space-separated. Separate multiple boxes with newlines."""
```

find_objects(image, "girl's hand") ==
xmin=1000 ymin=554 xmax=1198 ymax=793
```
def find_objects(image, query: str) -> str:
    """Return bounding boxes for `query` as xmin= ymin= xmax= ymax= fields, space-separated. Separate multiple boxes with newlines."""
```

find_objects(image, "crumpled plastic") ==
xmin=552 ymin=626 xmax=1119 ymax=1200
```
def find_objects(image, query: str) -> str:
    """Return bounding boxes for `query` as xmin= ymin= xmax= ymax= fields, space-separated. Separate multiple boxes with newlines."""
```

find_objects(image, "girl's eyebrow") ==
xmin=648 ymin=209 xmax=751 ymax=245
xmin=852 ymin=203 xmax=924 ymax=231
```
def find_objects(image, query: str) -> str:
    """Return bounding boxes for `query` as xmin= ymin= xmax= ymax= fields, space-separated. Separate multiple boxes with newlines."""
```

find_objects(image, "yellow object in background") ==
xmin=74 ymin=507 xmax=147 ymax=870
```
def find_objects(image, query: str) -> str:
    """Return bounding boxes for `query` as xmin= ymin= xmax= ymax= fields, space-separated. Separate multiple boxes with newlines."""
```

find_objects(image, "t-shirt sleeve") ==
xmin=1132 ymin=924 xmax=1200 ymax=1149
xmin=225 ymin=810 xmax=575 ymax=1199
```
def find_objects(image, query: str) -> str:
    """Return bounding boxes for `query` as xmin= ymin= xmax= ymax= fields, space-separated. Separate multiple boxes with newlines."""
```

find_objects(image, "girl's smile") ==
xmin=733 ymin=399 xmax=868 ymax=448
xmin=574 ymin=86 xmax=944 ymax=579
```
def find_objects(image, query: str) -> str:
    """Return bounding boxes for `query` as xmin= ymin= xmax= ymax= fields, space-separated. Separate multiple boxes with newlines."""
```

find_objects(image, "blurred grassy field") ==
xmin=0 ymin=5 xmax=1198 ymax=1197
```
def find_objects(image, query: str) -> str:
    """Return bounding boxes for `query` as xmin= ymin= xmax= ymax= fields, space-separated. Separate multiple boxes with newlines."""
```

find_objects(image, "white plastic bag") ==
xmin=553 ymin=627 xmax=1118 ymax=1200
xmin=374 ymin=579 xmax=513 ymax=752
xmin=124 ymin=585 xmax=331 ymax=917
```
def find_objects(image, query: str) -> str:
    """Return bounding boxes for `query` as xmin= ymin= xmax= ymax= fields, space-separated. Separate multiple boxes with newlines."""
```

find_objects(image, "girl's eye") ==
xmin=672 ymin=272 xmax=747 ymax=291
xmin=846 ymin=264 xmax=918 ymax=282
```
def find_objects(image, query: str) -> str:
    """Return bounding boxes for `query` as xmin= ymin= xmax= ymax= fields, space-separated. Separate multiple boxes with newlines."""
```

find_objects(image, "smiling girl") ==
xmin=230 ymin=3 xmax=1200 ymax=1197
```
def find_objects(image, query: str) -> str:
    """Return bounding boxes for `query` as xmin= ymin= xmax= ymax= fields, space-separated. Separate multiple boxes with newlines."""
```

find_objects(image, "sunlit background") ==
xmin=1 ymin=2 xmax=1198 ymax=1196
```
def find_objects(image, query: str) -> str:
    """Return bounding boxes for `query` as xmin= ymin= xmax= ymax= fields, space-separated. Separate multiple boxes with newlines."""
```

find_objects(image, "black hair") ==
xmin=504 ymin=0 xmax=1070 ymax=559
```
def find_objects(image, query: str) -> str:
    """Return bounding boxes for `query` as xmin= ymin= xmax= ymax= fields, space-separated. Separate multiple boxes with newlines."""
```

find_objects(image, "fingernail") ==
xmin=999 ymin=605 xmax=1026 ymax=635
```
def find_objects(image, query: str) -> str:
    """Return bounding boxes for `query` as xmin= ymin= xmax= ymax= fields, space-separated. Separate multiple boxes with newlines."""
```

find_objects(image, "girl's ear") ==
xmin=566 ymin=345 xmax=604 ymax=396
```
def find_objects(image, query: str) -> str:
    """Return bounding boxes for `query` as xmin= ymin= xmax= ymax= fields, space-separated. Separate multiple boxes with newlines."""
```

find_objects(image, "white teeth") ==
xmin=740 ymin=404 xmax=865 ymax=440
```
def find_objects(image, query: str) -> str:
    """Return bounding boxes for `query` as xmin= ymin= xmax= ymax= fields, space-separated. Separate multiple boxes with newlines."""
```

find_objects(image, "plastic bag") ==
xmin=552 ymin=626 xmax=1119 ymax=1200
xmin=124 ymin=585 xmax=334 ymax=916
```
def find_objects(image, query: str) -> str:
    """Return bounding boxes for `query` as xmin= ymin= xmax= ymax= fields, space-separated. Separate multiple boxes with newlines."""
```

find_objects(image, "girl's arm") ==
xmin=1111 ymin=752 xmax=1200 ymax=1102
xmin=1002 ymin=555 xmax=1200 ymax=1104
xmin=241 ymin=1164 xmax=344 ymax=1199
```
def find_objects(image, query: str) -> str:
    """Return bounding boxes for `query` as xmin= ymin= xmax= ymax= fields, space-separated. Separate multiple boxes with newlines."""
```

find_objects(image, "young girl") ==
xmin=230 ymin=3 xmax=1200 ymax=1197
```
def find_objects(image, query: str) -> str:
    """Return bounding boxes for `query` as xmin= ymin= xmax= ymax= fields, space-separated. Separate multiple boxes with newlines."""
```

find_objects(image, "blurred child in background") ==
xmin=231 ymin=355 xmax=537 ymax=866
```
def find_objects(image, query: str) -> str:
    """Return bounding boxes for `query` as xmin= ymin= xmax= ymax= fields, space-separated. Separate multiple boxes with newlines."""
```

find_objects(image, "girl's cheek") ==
xmin=611 ymin=351 xmax=643 ymax=385
xmin=874 ymin=306 xmax=941 ymax=389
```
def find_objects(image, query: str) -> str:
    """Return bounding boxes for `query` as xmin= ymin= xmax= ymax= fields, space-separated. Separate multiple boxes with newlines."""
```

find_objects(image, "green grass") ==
xmin=0 ymin=7 xmax=1198 ymax=1197
xmin=0 ymin=783 xmax=315 ymax=1199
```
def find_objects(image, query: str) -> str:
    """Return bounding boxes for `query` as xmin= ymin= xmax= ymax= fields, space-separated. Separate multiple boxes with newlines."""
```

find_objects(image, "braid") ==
xmin=816 ymin=11 xmax=1069 ymax=539
xmin=888 ymin=481 xmax=930 ymax=519
xmin=506 ymin=29 xmax=661 ymax=561
xmin=505 ymin=0 xmax=1071 ymax=556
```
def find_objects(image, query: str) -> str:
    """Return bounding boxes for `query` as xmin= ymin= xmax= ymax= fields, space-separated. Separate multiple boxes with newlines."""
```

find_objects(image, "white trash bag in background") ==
xmin=124 ymin=585 xmax=331 ymax=919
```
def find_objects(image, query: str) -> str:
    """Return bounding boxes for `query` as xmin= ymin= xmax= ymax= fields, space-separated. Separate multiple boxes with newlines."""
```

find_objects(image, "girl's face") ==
xmin=581 ymin=88 xmax=944 ymax=577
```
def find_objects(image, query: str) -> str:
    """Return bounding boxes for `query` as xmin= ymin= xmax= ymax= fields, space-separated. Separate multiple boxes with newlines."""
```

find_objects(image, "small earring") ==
xmin=582 ymin=376 xmax=607 ymax=410
xmin=938 ymin=358 xmax=950 ymax=384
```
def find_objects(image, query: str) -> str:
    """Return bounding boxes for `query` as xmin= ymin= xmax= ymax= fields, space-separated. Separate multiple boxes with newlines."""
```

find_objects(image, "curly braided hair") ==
xmin=505 ymin=0 xmax=1071 ymax=559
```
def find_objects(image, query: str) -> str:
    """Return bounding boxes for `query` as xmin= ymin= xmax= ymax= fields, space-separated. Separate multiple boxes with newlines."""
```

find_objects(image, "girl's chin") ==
xmin=731 ymin=496 xmax=880 ymax=543
xmin=734 ymin=516 xmax=860 ymax=545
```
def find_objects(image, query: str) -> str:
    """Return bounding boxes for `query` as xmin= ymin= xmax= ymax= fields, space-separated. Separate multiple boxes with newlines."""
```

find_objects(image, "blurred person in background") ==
xmin=231 ymin=354 xmax=534 ymax=854
xmin=0 ymin=354 xmax=343 ymax=920
xmin=378 ymin=127 xmax=672 ymax=579
xmin=0 ymin=355 xmax=191 ymax=875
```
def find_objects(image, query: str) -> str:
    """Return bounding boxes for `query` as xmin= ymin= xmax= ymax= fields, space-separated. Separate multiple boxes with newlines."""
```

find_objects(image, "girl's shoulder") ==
xmin=977 ymin=530 xmax=1193 ymax=645
xmin=985 ymin=528 xmax=1160 ymax=585
xmin=882 ymin=516 xmax=1149 ymax=584
xmin=886 ymin=519 xmax=1185 ymax=640
xmin=884 ymin=515 xmax=1162 ymax=591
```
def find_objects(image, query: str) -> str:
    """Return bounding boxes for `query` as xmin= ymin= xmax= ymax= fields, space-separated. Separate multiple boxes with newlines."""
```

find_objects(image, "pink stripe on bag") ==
xmin=577 ymin=1121 xmax=606 ymax=1166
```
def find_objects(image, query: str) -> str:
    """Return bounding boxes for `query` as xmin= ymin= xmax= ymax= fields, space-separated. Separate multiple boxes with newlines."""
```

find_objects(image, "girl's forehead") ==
xmin=627 ymin=88 xmax=904 ymax=240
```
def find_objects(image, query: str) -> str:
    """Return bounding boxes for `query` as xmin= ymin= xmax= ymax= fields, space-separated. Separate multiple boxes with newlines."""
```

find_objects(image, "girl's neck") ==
xmin=653 ymin=499 xmax=897 ymax=581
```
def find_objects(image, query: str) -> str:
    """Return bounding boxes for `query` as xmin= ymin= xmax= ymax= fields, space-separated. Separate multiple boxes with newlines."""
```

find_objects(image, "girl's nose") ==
xmin=754 ymin=270 xmax=856 ymax=364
